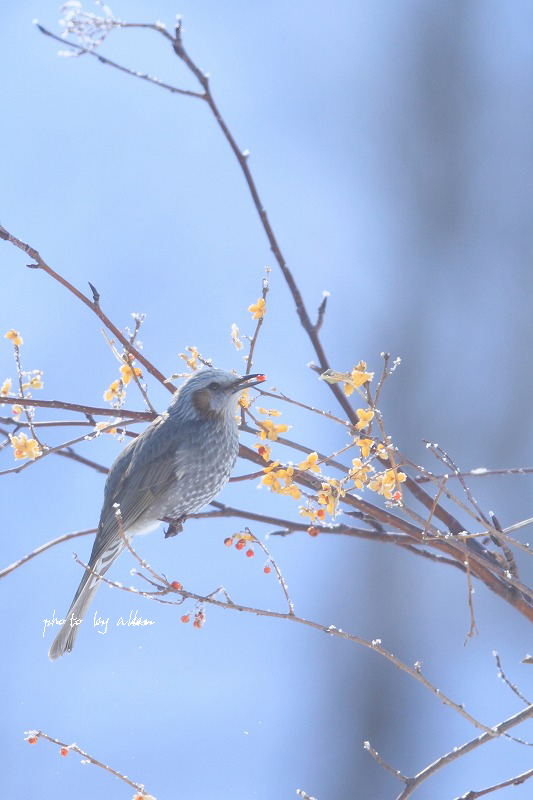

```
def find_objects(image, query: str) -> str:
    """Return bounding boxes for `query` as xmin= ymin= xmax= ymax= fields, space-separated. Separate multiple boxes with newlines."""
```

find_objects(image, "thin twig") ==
xmin=493 ymin=652 xmax=531 ymax=706
xmin=455 ymin=768 xmax=533 ymax=799
xmin=0 ymin=394 xmax=154 ymax=420
xmin=0 ymin=223 xmax=174 ymax=391
xmin=11 ymin=341 xmax=43 ymax=448
xmin=25 ymin=730 xmax=151 ymax=796
xmin=36 ymin=22 xmax=203 ymax=98
xmin=106 ymin=535 xmax=499 ymax=736
xmin=416 ymin=466 xmax=533 ymax=482
xmin=0 ymin=529 xmax=95 ymax=579
xmin=393 ymin=704 xmax=533 ymax=799
xmin=257 ymin=388 xmax=349 ymax=426
xmin=0 ymin=418 xmax=139 ymax=477
xmin=363 ymin=741 xmax=408 ymax=783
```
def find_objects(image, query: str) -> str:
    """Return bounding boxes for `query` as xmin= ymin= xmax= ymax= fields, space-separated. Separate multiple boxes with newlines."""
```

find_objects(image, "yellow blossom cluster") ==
xmin=179 ymin=346 xmax=199 ymax=371
xmin=10 ymin=433 xmax=41 ymax=461
xmin=21 ymin=372 xmax=43 ymax=391
xmin=258 ymin=419 xmax=289 ymax=441
xmin=5 ymin=329 xmax=23 ymax=347
xmin=355 ymin=408 xmax=374 ymax=430
xmin=95 ymin=421 xmax=117 ymax=435
xmin=0 ymin=378 xmax=12 ymax=398
xmin=368 ymin=468 xmax=406 ymax=500
xmin=321 ymin=361 xmax=374 ymax=396
xmin=261 ymin=462 xmax=301 ymax=499
xmin=317 ymin=479 xmax=346 ymax=517
xmin=238 ymin=388 xmax=251 ymax=409
xmin=256 ymin=407 xmax=288 ymax=441
xmin=349 ymin=458 xmax=373 ymax=489
xmin=119 ymin=363 xmax=142 ymax=385
xmin=299 ymin=505 xmax=327 ymax=524
xmin=248 ymin=297 xmax=266 ymax=320
xmin=298 ymin=451 xmax=320 ymax=473
xmin=103 ymin=380 xmax=126 ymax=404
xmin=11 ymin=404 xmax=23 ymax=421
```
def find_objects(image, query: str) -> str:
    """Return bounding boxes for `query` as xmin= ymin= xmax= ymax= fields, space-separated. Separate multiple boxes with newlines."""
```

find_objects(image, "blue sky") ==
xmin=2 ymin=2 xmax=533 ymax=799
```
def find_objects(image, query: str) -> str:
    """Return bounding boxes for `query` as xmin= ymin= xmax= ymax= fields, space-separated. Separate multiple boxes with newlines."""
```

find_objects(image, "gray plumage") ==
xmin=49 ymin=368 xmax=263 ymax=660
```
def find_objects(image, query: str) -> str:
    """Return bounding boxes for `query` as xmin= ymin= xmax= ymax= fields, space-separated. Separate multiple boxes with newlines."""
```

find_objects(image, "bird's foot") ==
xmin=162 ymin=515 xmax=187 ymax=538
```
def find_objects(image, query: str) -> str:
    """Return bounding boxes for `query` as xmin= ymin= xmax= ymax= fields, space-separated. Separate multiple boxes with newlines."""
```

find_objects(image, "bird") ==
xmin=49 ymin=368 xmax=265 ymax=659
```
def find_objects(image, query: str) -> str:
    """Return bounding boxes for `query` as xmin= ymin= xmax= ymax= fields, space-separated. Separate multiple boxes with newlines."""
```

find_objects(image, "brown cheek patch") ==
xmin=192 ymin=388 xmax=217 ymax=418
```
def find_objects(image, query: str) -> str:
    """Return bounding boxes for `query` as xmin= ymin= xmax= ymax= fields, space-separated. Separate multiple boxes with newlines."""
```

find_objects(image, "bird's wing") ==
xmin=89 ymin=414 xmax=192 ymax=565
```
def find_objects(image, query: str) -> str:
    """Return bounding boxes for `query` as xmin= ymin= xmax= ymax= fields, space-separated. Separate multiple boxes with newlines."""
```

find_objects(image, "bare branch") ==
xmin=25 ymin=730 xmax=152 ymax=796
xmin=455 ymin=768 xmax=533 ymax=799
xmin=0 ymin=224 xmax=174 ymax=390
xmin=493 ymin=652 xmax=531 ymax=706
xmin=0 ymin=529 xmax=95 ymax=580
xmin=393 ymin=704 xmax=533 ymax=799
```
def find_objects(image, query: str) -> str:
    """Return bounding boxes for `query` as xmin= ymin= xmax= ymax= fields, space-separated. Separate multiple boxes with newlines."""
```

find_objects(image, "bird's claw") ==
xmin=162 ymin=515 xmax=187 ymax=538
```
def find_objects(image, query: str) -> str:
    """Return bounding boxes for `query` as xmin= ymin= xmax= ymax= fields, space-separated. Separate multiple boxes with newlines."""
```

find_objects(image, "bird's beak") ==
xmin=230 ymin=373 xmax=266 ymax=393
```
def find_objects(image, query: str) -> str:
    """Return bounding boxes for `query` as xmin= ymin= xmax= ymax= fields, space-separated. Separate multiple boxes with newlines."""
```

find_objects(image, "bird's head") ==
xmin=170 ymin=368 xmax=265 ymax=421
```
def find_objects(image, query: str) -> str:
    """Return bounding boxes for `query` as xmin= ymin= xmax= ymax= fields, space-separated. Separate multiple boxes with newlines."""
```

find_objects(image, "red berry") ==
xmin=235 ymin=539 xmax=246 ymax=550
xmin=263 ymin=566 xmax=271 ymax=574
xmin=246 ymin=549 xmax=254 ymax=558
xmin=60 ymin=748 xmax=68 ymax=757
xmin=27 ymin=737 xmax=37 ymax=745
xmin=171 ymin=581 xmax=182 ymax=590
xmin=224 ymin=537 xmax=233 ymax=547
xmin=181 ymin=614 xmax=190 ymax=624
xmin=307 ymin=526 xmax=319 ymax=537
xmin=257 ymin=446 xmax=266 ymax=455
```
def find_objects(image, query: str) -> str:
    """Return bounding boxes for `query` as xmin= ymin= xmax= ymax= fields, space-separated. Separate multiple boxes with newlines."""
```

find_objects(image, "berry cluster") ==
xmin=180 ymin=608 xmax=205 ymax=628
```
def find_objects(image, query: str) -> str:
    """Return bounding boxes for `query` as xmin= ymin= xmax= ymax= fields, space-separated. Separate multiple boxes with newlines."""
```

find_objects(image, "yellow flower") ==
xmin=355 ymin=408 xmax=374 ymax=430
xmin=349 ymin=458 xmax=372 ymax=489
xmin=349 ymin=361 xmax=374 ymax=389
xmin=355 ymin=438 xmax=373 ymax=458
xmin=299 ymin=452 xmax=320 ymax=473
xmin=103 ymin=380 xmax=125 ymax=404
xmin=283 ymin=484 xmax=301 ymax=499
xmin=317 ymin=481 xmax=345 ymax=516
xmin=21 ymin=374 xmax=43 ymax=391
xmin=5 ymin=329 xmax=23 ymax=347
xmin=299 ymin=506 xmax=318 ymax=522
xmin=95 ymin=421 xmax=117 ymax=434
xmin=179 ymin=346 xmax=199 ymax=371
xmin=11 ymin=404 xmax=22 ymax=419
xmin=230 ymin=323 xmax=243 ymax=350
xmin=10 ymin=433 xmax=41 ymax=461
xmin=238 ymin=388 xmax=250 ymax=409
xmin=321 ymin=363 xmax=373 ymax=396
xmin=262 ymin=461 xmax=281 ymax=474
xmin=368 ymin=468 xmax=406 ymax=500
xmin=120 ymin=364 xmax=142 ymax=385
xmin=0 ymin=378 xmax=12 ymax=397
xmin=257 ymin=407 xmax=282 ymax=417
xmin=259 ymin=419 xmax=289 ymax=441
xmin=376 ymin=443 xmax=388 ymax=461
xmin=253 ymin=442 xmax=271 ymax=461
xmin=248 ymin=298 xmax=266 ymax=320
xmin=262 ymin=471 xmax=282 ymax=492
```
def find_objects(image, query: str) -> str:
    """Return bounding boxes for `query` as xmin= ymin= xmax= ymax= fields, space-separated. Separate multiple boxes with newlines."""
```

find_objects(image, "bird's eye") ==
xmin=208 ymin=381 xmax=221 ymax=390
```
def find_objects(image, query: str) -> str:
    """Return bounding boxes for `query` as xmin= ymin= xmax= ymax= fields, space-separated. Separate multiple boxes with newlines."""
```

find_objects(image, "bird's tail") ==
xmin=48 ymin=568 xmax=101 ymax=660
